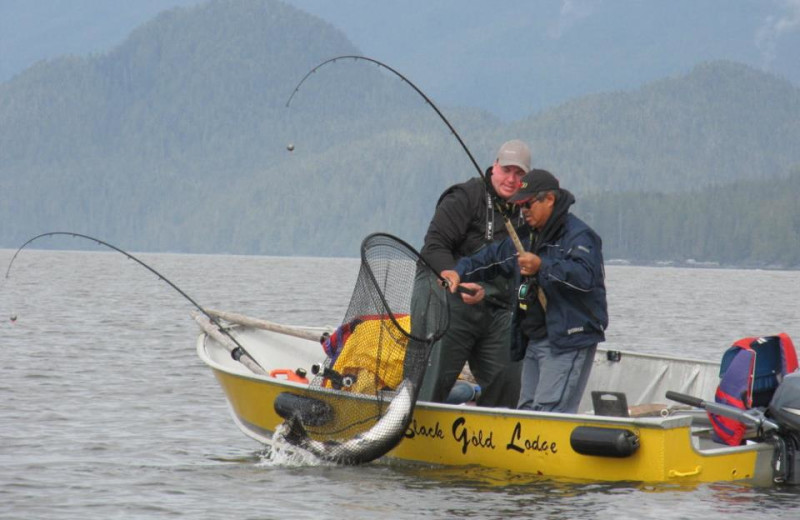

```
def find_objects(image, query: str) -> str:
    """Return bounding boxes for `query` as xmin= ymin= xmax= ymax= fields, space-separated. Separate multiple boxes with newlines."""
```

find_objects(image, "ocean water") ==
xmin=1 ymin=246 xmax=799 ymax=519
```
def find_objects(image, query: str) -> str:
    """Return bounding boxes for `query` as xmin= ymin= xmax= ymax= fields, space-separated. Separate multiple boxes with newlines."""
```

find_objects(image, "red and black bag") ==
xmin=710 ymin=333 xmax=799 ymax=445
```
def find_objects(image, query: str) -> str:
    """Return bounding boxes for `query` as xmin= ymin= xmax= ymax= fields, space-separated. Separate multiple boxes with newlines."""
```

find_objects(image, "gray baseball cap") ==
xmin=496 ymin=139 xmax=531 ymax=173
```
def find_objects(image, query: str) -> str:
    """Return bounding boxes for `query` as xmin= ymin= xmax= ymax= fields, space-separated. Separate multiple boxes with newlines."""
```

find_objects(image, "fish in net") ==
xmin=277 ymin=232 xmax=449 ymax=464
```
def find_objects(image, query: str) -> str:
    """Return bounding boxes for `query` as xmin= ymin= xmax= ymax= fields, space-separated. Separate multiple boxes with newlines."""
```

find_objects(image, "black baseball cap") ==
xmin=508 ymin=169 xmax=560 ymax=203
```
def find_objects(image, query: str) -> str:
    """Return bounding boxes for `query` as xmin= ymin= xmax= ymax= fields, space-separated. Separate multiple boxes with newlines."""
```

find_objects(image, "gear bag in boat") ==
xmin=710 ymin=333 xmax=799 ymax=445
xmin=321 ymin=314 xmax=410 ymax=394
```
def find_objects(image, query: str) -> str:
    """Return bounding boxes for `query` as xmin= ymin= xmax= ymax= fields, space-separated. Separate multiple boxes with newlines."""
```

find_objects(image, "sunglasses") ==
xmin=519 ymin=193 xmax=546 ymax=209
xmin=521 ymin=197 xmax=540 ymax=209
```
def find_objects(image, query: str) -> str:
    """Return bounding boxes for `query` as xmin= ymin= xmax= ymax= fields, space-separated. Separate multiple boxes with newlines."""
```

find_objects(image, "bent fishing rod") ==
xmin=4 ymin=231 xmax=266 ymax=373
xmin=285 ymin=55 xmax=526 ymax=254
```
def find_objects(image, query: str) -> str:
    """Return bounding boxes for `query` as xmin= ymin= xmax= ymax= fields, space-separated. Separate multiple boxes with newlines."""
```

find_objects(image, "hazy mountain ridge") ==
xmin=5 ymin=1 xmax=798 ymax=119
xmin=579 ymin=167 xmax=800 ymax=267
xmin=517 ymin=60 xmax=800 ymax=193
xmin=1 ymin=0 xmax=798 ymax=267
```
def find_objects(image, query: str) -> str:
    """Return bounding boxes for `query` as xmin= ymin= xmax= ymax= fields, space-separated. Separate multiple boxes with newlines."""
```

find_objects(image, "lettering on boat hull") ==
xmin=405 ymin=416 xmax=559 ymax=457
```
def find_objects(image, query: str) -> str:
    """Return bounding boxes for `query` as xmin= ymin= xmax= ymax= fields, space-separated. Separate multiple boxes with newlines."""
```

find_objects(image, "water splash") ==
xmin=256 ymin=423 xmax=331 ymax=468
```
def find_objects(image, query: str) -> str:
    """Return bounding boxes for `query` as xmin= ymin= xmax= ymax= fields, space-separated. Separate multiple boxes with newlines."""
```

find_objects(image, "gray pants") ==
xmin=518 ymin=337 xmax=596 ymax=413
xmin=418 ymin=277 xmax=520 ymax=408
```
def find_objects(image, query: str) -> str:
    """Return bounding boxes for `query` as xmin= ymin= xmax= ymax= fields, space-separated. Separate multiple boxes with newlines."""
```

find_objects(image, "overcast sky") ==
xmin=2 ymin=0 xmax=798 ymax=119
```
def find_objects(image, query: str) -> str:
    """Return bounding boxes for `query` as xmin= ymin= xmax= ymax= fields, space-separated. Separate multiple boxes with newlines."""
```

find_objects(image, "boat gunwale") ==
xmin=196 ymin=331 xmax=716 ymax=431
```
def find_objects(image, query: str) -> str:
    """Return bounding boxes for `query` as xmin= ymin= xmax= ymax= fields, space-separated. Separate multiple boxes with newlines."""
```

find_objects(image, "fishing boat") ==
xmin=9 ymin=232 xmax=796 ymax=484
xmin=195 ymin=309 xmax=800 ymax=485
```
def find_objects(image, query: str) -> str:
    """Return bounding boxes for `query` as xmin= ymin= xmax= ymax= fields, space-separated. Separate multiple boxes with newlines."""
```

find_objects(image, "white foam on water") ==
xmin=256 ymin=423 xmax=332 ymax=468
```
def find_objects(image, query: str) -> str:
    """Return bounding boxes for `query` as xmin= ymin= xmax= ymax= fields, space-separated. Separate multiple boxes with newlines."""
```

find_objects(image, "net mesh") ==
xmin=298 ymin=233 xmax=449 ymax=461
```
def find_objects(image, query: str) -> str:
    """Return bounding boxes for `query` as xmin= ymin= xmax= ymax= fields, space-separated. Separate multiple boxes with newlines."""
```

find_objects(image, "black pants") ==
xmin=416 ymin=272 xmax=520 ymax=408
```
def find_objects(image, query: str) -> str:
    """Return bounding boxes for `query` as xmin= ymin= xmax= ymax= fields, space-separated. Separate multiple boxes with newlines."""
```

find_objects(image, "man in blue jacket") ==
xmin=441 ymin=169 xmax=607 ymax=413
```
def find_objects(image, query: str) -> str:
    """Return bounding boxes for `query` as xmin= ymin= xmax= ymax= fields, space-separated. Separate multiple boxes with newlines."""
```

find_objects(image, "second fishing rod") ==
xmin=284 ymin=55 xmax=528 ymax=256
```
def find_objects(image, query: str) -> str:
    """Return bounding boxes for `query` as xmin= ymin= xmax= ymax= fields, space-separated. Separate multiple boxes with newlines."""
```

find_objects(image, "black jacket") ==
xmin=420 ymin=171 xmax=522 ymax=275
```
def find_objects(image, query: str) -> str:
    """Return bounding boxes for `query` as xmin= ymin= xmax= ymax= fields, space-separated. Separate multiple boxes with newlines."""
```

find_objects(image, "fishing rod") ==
xmin=285 ymin=55 xmax=526 ymax=254
xmin=4 ymin=231 xmax=266 ymax=374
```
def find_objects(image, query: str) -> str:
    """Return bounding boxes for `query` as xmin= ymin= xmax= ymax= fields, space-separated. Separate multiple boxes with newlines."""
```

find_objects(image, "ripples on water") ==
xmin=1 ymin=247 xmax=799 ymax=519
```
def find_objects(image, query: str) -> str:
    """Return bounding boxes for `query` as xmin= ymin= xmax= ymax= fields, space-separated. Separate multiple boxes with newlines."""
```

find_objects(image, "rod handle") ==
xmin=456 ymin=285 xmax=477 ymax=296
xmin=665 ymin=391 xmax=704 ymax=408
xmin=504 ymin=219 xmax=526 ymax=255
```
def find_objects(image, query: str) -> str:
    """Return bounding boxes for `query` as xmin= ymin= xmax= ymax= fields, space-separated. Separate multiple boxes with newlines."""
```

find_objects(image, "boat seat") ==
xmin=592 ymin=391 xmax=680 ymax=418
xmin=591 ymin=391 xmax=629 ymax=417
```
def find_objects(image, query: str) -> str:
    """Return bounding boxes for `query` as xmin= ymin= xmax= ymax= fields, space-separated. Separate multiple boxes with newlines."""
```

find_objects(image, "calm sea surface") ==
xmin=1 ymin=247 xmax=799 ymax=519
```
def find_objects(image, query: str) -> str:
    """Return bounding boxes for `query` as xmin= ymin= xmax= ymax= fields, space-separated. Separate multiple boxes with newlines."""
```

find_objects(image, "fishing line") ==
xmin=284 ymin=55 xmax=526 ymax=253
xmin=3 ymin=231 xmax=265 ymax=372
xmin=285 ymin=55 xmax=483 ymax=175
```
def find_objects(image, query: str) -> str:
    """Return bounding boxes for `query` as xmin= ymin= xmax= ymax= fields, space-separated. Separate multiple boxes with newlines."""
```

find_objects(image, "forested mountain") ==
xmin=1 ymin=0 xmax=798 ymax=267
xmin=578 ymin=168 xmax=800 ymax=267
xmin=518 ymin=61 xmax=800 ymax=194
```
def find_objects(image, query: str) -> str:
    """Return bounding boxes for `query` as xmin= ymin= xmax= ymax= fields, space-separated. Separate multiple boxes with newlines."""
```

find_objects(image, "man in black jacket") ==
xmin=417 ymin=139 xmax=530 ymax=407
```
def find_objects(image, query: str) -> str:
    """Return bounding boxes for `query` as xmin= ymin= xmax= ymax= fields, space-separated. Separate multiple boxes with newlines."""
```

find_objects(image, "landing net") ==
xmin=296 ymin=232 xmax=449 ymax=462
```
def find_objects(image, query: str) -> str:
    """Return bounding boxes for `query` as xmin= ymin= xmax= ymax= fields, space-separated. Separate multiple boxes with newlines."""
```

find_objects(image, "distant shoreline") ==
xmin=1 ymin=247 xmax=797 ymax=272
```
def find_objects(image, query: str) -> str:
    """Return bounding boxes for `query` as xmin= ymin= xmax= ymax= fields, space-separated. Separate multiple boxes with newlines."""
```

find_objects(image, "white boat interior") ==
xmin=199 ymin=323 xmax=731 ymax=448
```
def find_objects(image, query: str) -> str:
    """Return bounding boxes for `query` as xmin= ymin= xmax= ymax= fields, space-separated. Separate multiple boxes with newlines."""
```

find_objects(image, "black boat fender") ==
xmin=570 ymin=426 xmax=640 ymax=457
xmin=279 ymin=379 xmax=416 ymax=465
xmin=274 ymin=393 xmax=334 ymax=427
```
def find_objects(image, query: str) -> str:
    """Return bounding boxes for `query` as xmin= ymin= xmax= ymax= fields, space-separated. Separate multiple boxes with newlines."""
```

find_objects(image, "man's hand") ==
xmin=440 ymin=270 xmax=461 ymax=292
xmin=440 ymin=271 xmax=485 ymax=305
xmin=518 ymin=252 xmax=542 ymax=277
xmin=458 ymin=282 xmax=485 ymax=304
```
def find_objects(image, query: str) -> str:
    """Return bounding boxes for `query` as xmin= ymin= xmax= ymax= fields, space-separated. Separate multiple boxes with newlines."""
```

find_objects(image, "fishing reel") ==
xmin=311 ymin=363 xmax=356 ymax=389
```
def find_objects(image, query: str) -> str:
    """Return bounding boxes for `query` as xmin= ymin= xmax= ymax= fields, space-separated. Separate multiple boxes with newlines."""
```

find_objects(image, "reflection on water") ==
xmin=1 ymin=247 xmax=799 ymax=519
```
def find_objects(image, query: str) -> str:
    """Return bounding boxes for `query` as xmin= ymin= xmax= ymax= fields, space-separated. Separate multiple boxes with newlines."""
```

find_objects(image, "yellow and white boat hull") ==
xmin=197 ymin=324 xmax=776 ymax=484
